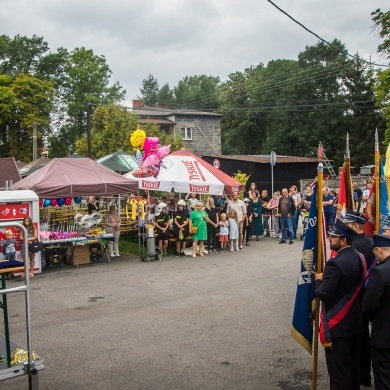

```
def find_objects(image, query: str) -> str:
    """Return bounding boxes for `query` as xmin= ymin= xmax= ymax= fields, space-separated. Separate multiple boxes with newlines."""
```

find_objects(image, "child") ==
xmin=2 ymin=230 xmax=17 ymax=261
xmin=218 ymin=213 xmax=229 ymax=252
xmin=155 ymin=203 xmax=170 ymax=256
xmin=228 ymin=210 xmax=239 ymax=251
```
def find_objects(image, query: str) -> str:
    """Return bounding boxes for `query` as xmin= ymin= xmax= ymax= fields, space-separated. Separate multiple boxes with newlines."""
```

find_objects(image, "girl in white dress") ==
xmin=228 ymin=210 xmax=239 ymax=251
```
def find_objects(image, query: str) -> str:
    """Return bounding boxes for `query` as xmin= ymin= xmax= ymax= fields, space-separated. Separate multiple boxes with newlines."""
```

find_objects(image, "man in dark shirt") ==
xmin=362 ymin=234 xmax=390 ymax=390
xmin=315 ymin=219 xmax=364 ymax=390
xmin=343 ymin=209 xmax=375 ymax=387
xmin=352 ymin=181 xmax=363 ymax=212
xmin=277 ymin=188 xmax=295 ymax=244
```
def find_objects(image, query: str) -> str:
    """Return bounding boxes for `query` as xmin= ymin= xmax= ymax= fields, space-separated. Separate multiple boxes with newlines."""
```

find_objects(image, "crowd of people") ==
xmin=138 ymin=182 xmax=324 ymax=258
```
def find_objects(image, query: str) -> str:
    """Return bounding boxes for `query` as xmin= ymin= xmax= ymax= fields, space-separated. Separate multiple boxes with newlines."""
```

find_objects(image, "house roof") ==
xmin=0 ymin=157 xmax=22 ymax=188
xmin=205 ymin=154 xmax=318 ymax=164
xmin=133 ymin=106 xmax=222 ymax=118
xmin=138 ymin=118 xmax=176 ymax=125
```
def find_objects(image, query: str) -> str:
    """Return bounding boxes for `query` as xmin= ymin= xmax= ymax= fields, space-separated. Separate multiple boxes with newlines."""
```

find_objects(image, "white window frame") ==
xmin=181 ymin=127 xmax=193 ymax=141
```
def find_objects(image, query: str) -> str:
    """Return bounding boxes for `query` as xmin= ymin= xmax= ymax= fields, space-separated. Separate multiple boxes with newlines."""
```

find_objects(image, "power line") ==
xmin=267 ymin=0 xmax=388 ymax=67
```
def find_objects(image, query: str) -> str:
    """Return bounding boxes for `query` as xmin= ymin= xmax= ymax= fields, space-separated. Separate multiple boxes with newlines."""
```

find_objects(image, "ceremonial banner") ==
xmin=291 ymin=183 xmax=319 ymax=354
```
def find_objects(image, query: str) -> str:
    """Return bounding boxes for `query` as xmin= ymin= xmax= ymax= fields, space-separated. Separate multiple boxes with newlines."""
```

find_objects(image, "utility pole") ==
xmin=33 ymin=122 xmax=37 ymax=161
xmin=86 ymin=103 xmax=92 ymax=158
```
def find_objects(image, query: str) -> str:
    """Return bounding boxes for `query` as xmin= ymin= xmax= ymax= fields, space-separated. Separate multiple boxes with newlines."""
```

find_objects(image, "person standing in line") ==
xmin=362 ymin=234 xmax=390 ymax=390
xmin=315 ymin=219 xmax=364 ymax=390
xmin=19 ymin=216 xmax=38 ymax=278
xmin=173 ymin=199 xmax=189 ymax=257
xmin=260 ymin=190 xmax=271 ymax=237
xmin=205 ymin=197 xmax=219 ymax=254
xmin=226 ymin=191 xmax=246 ymax=249
xmin=243 ymin=198 xmax=252 ymax=246
xmin=249 ymin=191 xmax=263 ymax=241
xmin=248 ymin=183 xmax=258 ymax=200
xmin=353 ymin=180 xmax=363 ymax=212
xmin=185 ymin=193 xmax=199 ymax=212
xmin=289 ymin=185 xmax=301 ymax=239
xmin=88 ymin=196 xmax=100 ymax=215
xmin=105 ymin=205 xmax=121 ymax=257
xmin=228 ymin=210 xmax=239 ymax=251
xmin=362 ymin=182 xmax=372 ymax=213
xmin=218 ymin=213 xmax=229 ymax=252
xmin=189 ymin=201 xmax=208 ymax=258
xmin=267 ymin=192 xmax=280 ymax=238
xmin=155 ymin=203 xmax=170 ymax=257
xmin=322 ymin=186 xmax=335 ymax=237
xmin=343 ymin=209 xmax=375 ymax=387
xmin=277 ymin=188 xmax=295 ymax=244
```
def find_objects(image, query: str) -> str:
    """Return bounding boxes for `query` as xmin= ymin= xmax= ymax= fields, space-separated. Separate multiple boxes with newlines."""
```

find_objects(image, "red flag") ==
xmin=364 ymin=177 xmax=375 ymax=238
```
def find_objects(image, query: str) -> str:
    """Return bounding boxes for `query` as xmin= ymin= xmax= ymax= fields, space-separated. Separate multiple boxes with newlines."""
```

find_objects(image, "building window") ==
xmin=181 ymin=127 xmax=193 ymax=140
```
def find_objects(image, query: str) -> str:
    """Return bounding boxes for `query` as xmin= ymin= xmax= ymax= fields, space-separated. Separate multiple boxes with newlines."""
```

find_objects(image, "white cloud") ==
xmin=0 ymin=0 xmax=387 ymax=101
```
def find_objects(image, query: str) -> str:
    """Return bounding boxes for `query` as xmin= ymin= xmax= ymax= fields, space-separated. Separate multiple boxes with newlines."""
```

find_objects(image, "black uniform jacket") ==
xmin=315 ymin=246 xmax=364 ymax=337
xmin=352 ymin=233 xmax=375 ymax=269
xmin=362 ymin=257 xmax=390 ymax=348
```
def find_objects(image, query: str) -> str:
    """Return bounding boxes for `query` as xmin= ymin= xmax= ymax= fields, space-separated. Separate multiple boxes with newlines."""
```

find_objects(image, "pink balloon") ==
xmin=142 ymin=153 xmax=160 ymax=168
xmin=143 ymin=137 xmax=159 ymax=161
xmin=65 ymin=197 xmax=72 ymax=205
xmin=157 ymin=145 xmax=170 ymax=158
xmin=51 ymin=199 xmax=58 ymax=207
xmin=39 ymin=200 xmax=43 ymax=208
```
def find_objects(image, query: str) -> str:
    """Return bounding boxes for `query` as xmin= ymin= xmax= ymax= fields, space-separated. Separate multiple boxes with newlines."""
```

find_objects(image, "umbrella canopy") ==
xmin=124 ymin=149 xmax=245 ymax=195
xmin=19 ymin=157 xmax=52 ymax=177
xmin=96 ymin=150 xmax=139 ymax=173
xmin=14 ymin=158 xmax=138 ymax=197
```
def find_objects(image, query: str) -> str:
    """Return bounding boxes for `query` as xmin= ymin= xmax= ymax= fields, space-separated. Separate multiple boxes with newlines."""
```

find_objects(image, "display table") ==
xmin=42 ymin=234 xmax=115 ymax=267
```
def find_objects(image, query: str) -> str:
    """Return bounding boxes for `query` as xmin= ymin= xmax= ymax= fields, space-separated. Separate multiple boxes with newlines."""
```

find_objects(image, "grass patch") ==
xmin=119 ymin=236 xmax=140 ymax=256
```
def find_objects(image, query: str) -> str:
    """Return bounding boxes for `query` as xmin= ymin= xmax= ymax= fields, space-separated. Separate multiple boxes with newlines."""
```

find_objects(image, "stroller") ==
xmin=300 ymin=201 xmax=311 ymax=240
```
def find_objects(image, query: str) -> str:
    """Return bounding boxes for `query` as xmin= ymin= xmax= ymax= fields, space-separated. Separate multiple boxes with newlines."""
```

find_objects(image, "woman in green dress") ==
xmin=190 ymin=201 xmax=208 ymax=257
xmin=250 ymin=191 xmax=264 ymax=240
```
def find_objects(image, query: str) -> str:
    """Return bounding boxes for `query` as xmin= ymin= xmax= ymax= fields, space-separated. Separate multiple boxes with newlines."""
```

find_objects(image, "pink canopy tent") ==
xmin=124 ymin=149 xmax=245 ymax=195
xmin=13 ymin=158 xmax=138 ymax=197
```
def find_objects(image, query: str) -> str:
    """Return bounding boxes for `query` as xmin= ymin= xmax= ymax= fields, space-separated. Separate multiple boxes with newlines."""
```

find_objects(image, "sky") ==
xmin=1 ymin=0 xmax=388 ymax=105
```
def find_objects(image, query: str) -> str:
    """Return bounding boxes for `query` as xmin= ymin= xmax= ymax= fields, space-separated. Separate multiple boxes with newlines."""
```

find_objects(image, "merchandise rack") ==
xmin=0 ymin=222 xmax=43 ymax=389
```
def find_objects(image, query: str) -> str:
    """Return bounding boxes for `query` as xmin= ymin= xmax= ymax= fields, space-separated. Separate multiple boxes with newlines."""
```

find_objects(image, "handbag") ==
xmin=191 ymin=213 xmax=204 ymax=235
xmin=29 ymin=240 xmax=44 ymax=253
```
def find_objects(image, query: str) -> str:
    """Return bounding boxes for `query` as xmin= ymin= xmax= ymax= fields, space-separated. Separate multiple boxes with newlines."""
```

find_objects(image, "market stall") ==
xmin=12 ymin=158 xmax=139 ymax=267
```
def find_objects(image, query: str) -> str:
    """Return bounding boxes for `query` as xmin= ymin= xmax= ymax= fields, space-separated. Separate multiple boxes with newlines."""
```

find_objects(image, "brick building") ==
xmin=132 ymin=100 xmax=222 ymax=156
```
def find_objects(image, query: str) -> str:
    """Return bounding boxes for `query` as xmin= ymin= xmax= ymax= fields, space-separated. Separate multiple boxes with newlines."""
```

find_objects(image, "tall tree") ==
xmin=139 ymin=74 xmax=159 ymax=106
xmin=0 ymin=73 xmax=55 ymax=161
xmin=48 ymin=47 xmax=126 ymax=156
xmin=173 ymin=75 xmax=220 ymax=110
xmin=372 ymin=9 xmax=390 ymax=145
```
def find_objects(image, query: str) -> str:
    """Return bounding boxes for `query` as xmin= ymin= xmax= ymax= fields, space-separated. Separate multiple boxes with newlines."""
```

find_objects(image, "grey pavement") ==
xmin=3 ymin=229 xmax=330 ymax=390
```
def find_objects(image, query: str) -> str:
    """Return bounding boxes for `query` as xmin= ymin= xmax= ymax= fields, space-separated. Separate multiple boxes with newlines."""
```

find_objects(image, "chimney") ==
xmin=132 ymin=99 xmax=145 ymax=108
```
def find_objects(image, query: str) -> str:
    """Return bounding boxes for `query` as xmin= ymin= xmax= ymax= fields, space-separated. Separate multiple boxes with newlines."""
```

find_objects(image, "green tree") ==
xmin=74 ymin=104 xmax=139 ymax=158
xmin=372 ymin=9 xmax=390 ymax=145
xmin=0 ymin=73 xmax=55 ymax=161
xmin=157 ymin=83 xmax=175 ymax=106
xmin=48 ymin=47 xmax=126 ymax=156
xmin=173 ymin=75 xmax=220 ymax=109
xmin=139 ymin=74 xmax=159 ymax=106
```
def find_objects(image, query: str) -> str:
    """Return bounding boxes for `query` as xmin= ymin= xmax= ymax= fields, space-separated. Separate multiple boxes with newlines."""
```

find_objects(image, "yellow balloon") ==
xmin=130 ymin=129 xmax=146 ymax=150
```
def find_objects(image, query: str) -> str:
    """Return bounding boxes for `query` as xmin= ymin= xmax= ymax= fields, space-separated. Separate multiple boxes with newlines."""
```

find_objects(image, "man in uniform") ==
xmin=362 ymin=234 xmax=390 ymax=389
xmin=343 ymin=209 xmax=375 ymax=387
xmin=315 ymin=219 xmax=365 ymax=390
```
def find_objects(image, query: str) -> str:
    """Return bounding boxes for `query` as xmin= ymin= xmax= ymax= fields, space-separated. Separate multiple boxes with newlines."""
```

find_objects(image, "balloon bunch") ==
xmin=130 ymin=129 xmax=170 ymax=178
xmin=39 ymin=197 xmax=82 ymax=208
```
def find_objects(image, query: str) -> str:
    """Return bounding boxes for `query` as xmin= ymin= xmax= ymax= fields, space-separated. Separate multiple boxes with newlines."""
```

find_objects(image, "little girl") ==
xmin=218 ymin=213 xmax=229 ymax=252
xmin=228 ymin=210 xmax=239 ymax=251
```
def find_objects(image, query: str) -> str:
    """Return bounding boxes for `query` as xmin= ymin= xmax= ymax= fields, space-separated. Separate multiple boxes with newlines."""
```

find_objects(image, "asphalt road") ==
xmin=2 ymin=231 xmax=330 ymax=390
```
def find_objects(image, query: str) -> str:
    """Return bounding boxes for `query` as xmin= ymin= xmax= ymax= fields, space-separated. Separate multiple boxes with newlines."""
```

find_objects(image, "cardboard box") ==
xmin=71 ymin=246 xmax=90 ymax=266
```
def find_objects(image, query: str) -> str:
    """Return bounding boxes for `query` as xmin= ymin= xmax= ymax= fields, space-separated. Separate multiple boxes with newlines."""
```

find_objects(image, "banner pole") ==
xmin=312 ymin=146 xmax=324 ymax=390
